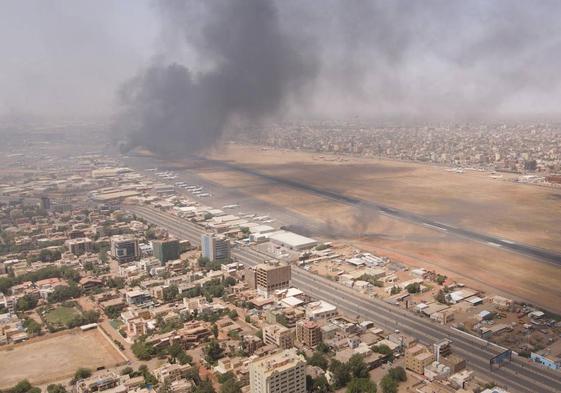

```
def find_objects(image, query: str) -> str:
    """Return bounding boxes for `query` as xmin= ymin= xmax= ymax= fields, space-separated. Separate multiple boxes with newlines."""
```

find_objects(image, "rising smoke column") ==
xmin=117 ymin=0 xmax=317 ymax=155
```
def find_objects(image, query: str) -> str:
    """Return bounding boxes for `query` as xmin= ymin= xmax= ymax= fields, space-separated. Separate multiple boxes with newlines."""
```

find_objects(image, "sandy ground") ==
xmin=0 ymin=329 xmax=125 ymax=388
xmin=188 ymin=144 xmax=561 ymax=312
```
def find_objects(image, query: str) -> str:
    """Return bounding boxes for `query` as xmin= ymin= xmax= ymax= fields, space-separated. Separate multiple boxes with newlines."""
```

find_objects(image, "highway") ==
xmin=126 ymin=205 xmax=561 ymax=393
xmin=204 ymin=159 xmax=561 ymax=267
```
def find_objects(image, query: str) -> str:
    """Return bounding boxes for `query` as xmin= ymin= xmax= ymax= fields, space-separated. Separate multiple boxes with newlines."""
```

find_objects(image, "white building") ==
xmin=249 ymin=349 xmax=306 ymax=393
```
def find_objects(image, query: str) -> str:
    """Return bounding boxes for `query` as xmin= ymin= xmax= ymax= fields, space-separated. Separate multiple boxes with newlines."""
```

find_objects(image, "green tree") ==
xmin=372 ymin=344 xmax=393 ymax=362
xmin=435 ymin=274 xmax=447 ymax=285
xmin=329 ymin=359 xmax=351 ymax=388
xmin=347 ymin=378 xmax=377 ymax=393
xmin=132 ymin=339 xmax=156 ymax=360
xmin=204 ymin=339 xmax=224 ymax=364
xmin=316 ymin=342 xmax=330 ymax=354
xmin=211 ymin=323 xmax=219 ymax=338
xmin=405 ymin=282 xmax=421 ymax=294
xmin=11 ymin=380 xmax=33 ymax=393
xmin=308 ymin=352 xmax=328 ymax=370
xmin=348 ymin=354 xmax=369 ymax=378
xmin=73 ymin=368 xmax=92 ymax=383
xmin=380 ymin=375 xmax=398 ymax=393
xmin=387 ymin=366 xmax=407 ymax=382
xmin=220 ymin=378 xmax=241 ymax=393
xmin=47 ymin=384 xmax=67 ymax=393
xmin=16 ymin=294 xmax=38 ymax=311
xmin=23 ymin=318 xmax=42 ymax=335
xmin=311 ymin=375 xmax=331 ymax=393
xmin=193 ymin=381 xmax=215 ymax=393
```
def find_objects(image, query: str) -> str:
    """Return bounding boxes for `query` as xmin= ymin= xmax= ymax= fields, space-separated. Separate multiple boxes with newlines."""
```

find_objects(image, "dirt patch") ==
xmin=0 ymin=329 xmax=125 ymax=388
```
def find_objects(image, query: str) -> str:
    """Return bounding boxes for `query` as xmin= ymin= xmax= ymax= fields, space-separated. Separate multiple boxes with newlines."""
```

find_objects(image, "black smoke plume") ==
xmin=116 ymin=0 xmax=316 ymax=155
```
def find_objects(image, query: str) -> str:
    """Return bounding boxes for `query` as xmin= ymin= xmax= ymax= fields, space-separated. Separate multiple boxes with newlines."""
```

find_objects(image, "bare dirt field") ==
xmin=190 ymin=144 xmax=561 ymax=312
xmin=0 ymin=329 xmax=125 ymax=388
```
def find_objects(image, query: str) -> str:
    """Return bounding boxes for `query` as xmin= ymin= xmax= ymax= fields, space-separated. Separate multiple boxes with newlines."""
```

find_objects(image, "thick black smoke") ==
xmin=117 ymin=0 xmax=316 ymax=155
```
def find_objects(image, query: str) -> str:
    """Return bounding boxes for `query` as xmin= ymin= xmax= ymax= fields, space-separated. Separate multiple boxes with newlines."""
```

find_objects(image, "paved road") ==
xmin=126 ymin=205 xmax=561 ymax=393
xmin=205 ymin=159 xmax=561 ymax=267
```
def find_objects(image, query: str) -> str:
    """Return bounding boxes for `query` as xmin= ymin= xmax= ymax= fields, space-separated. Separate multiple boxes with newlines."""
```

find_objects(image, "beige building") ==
xmin=249 ymin=349 xmax=306 ymax=393
xmin=406 ymin=344 xmax=435 ymax=375
xmin=255 ymin=261 xmax=291 ymax=297
xmin=153 ymin=363 xmax=192 ymax=383
xmin=296 ymin=320 xmax=322 ymax=348
xmin=263 ymin=323 xmax=294 ymax=349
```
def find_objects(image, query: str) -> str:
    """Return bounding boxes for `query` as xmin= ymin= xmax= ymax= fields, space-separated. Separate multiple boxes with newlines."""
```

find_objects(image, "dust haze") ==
xmin=1 ymin=1 xmax=561 ymax=146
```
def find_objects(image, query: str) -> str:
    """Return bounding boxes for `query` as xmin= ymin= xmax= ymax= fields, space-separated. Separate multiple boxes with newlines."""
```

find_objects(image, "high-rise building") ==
xmin=249 ymin=349 xmax=306 ymax=393
xmin=201 ymin=233 xmax=230 ymax=261
xmin=111 ymin=235 xmax=139 ymax=263
xmin=296 ymin=320 xmax=322 ymax=348
xmin=255 ymin=261 xmax=290 ymax=297
xmin=153 ymin=239 xmax=180 ymax=264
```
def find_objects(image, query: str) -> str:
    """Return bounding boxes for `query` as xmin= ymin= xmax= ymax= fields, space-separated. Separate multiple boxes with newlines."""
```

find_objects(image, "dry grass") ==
xmin=0 ymin=329 xmax=125 ymax=388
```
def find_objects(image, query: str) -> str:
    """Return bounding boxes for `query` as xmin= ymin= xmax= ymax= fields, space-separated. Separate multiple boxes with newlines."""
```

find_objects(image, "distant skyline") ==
xmin=1 ymin=0 xmax=561 ymax=121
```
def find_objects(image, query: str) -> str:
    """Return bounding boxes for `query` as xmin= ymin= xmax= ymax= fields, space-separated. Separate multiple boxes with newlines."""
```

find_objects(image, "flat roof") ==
xmin=268 ymin=230 xmax=317 ymax=248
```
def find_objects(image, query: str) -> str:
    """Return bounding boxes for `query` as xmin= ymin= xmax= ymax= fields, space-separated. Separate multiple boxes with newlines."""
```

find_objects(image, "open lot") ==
xmin=182 ymin=144 xmax=561 ymax=312
xmin=44 ymin=306 xmax=81 ymax=326
xmin=0 ymin=329 xmax=125 ymax=388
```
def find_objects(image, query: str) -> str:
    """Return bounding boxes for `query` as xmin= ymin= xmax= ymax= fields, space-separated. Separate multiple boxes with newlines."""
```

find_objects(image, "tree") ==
xmin=308 ymin=352 xmax=329 ymax=370
xmin=380 ymin=375 xmax=398 ymax=393
xmin=435 ymin=274 xmax=447 ymax=285
xmin=316 ymin=342 xmax=330 ymax=354
xmin=372 ymin=344 xmax=393 ymax=362
xmin=390 ymin=286 xmax=400 ymax=295
xmin=220 ymin=378 xmax=241 ymax=393
xmin=204 ymin=339 xmax=224 ymax=364
xmin=435 ymin=289 xmax=448 ymax=304
xmin=405 ymin=282 xmax=421 ymax=294
xmin=132 ymin=339 xmax=156 ymax=360
xmin=348 ymin=354 xmax=369 ymax=378
xmin=23 ymin=318 xmax=42 ymax=335
xmin=73 ymin=368 xmax=92 ymax=383
xmin=311 ymin=375 xmax=331 ymax=393
xmin=387 ymin=367 xmax=407 ymax=382
xmin=11 ymin=380 xmax=33 ymax=393
xmin=177 ymin=351 xmax=192 ymax=365
xmin=16 ymin=294 xmax=38 ymax=311
xmin=347 ymin=378 xmax=377 ymax=393
xmin=120 ymin=367 xmax=134 ymax=376
xmin=211 ymin=323 xmax=219 ymax=338
xmin=329 ymin=359 xmax=350 ymax=389
xmin=163 ymin=285 xmax=179 ymax=302
xmin=193 ymin=381 xmax=215 ymax=393
xmin=47 ymin=384 xmax=67 ymax=393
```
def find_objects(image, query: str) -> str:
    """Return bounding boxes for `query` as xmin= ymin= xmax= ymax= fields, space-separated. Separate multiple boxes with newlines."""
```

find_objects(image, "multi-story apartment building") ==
xmin=249 ymin=349 xmax=306 ymax=393
xmin=255 ymin=261 xmax=290 ymax=297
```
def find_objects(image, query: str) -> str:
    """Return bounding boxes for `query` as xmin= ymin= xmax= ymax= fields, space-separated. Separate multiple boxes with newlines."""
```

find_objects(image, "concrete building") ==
xmin=255 ymin=261 xmax=291 ymax=297
xmin=201 ymin=233 xmax=230 ymax=261
xmin=249 ymin=348 xmax=306 ymax=393
xmin=154 ymin=363 xmax=192 ymax=383
xmin=262 ymin=323 xmax=294 ymax=349
xmin=267 ymin=230 xmax=317 ymax=251
xmin=406 ymin=344 xmax=435 ymax=375
xmin=152 ymin=239 xmax=180 ymax=264
xmin=296 ymin=320 xmax=322 ymax=348
xmin=305 ymin=300 xmax=337 ymax=320
xmin=65 ymin=237 xmax=93 ymax=256
xmin=110 ymin=235 xmax=139 ymax=263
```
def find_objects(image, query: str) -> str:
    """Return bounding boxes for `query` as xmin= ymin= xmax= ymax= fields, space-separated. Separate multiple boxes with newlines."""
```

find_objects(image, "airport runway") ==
xmin=126 ymin=205 xmax=561 ymax=393
xmin=206 ymin=159 xmax=561 ymax=267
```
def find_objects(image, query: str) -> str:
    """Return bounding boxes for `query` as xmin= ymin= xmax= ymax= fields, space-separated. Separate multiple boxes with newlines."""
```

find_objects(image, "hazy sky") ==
xmin=2 ymin=0 xmax=561 ymax=121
